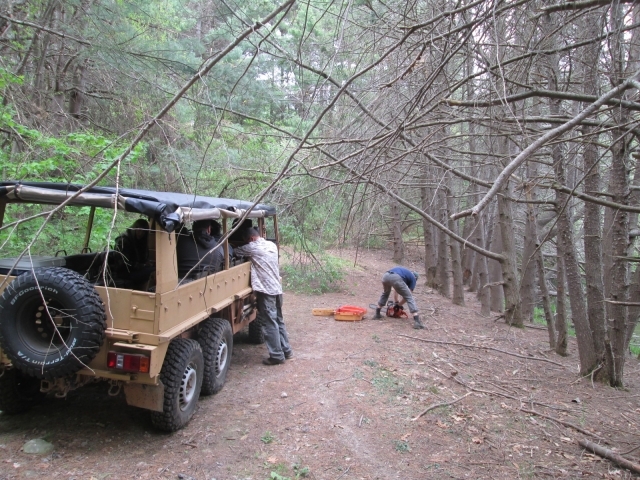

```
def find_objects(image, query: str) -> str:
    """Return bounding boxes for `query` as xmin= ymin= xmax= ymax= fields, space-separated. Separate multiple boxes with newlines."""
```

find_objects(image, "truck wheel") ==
xmin=0 ymin=267 xmax=106 ymax=379
xmin=248 ymin=319 xmax=265 ymax=344
xmin=198 ymin=318 xmax=233 ymax=395
xmin=150 ymin=338 xmax=203 ymax=432
xmin=0 ymin=369 xmax=44 ymax=414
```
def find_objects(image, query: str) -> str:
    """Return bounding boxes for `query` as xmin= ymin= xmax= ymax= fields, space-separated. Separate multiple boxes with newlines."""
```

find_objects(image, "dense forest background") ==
xmin=2 ymin=0 xmax=640 ymax=386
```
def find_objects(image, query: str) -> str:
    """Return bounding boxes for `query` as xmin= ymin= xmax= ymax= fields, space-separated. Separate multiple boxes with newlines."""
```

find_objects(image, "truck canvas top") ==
xmin=0 ymin=181 xmax=276 ymax=232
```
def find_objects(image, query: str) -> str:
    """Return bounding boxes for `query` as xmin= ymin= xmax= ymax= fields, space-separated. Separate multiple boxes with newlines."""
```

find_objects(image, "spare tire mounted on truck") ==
xmin=0 ymin=267 xmax=107 ymax=379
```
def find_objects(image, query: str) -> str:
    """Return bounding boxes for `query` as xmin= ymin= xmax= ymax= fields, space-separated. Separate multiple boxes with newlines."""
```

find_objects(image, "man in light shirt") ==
xmin=235 ymin=228 xmax=292 ymax=365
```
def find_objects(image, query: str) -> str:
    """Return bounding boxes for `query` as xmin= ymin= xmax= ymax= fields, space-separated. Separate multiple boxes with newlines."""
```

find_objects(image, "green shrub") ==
xmin=281 ymin=254 xmax=347 ymax=295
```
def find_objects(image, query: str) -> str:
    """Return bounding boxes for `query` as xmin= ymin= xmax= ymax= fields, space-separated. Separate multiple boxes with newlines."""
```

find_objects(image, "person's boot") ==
xmin=413 ymin=314 xmax=425 ymax=329
xmin=374 ymin=307 xmax=382 ymax=319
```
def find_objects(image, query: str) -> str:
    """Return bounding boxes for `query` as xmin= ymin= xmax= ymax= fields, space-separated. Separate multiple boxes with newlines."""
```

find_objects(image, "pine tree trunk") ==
xmin=473 ymin=215 xmax=491 ymax=316
xmin=603 ymin=1 xmax=634 ymax=387
xmin=461 ymin=217 xmax=475 ymax=287
xmin=392 ymin=200 xmax=404 ymax=264
xmin=535 ymin=248 xmax=555 ymax=348
xmin=421 ymin=179 xmax=437 ymax=288
xmin=551 ymin=116 xmax=596 ymax=371
xmin=580 ymin=9 xmax=607 ymax=375
xmin=498 ymin=189 xmax=522 ymax=327
xmin=555 ymin=254 xmax=568 ymax=356
xmin=436 ymin=188 xmax=450 ymax=298
xmin=487 ymin=209 xmax=504 ymax=313
xmin=520 ymin=177 xmax=538 ymax=323
xmin=447 ymin=188 xmax=465 ymax=306
xmin=544 ymin=10 xmax=596 ymax=372
xmin=605 ymin=128 xmax=630 ymax=387
xmin=625 ymin=152 xmax=640 ymax=347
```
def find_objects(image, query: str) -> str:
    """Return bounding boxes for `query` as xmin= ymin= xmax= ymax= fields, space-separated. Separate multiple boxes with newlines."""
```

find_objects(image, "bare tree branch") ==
xmin=452 ymin=72 xmax=640 ymax=221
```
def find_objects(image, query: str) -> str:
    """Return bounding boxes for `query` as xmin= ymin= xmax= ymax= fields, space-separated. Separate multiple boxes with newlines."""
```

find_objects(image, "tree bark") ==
xmin=544 ymin=10 xmax=595 ymax=372
xmin=461 ymin=216 xmax=475 ymax=288
xmin=535 ymin=248 xmax=556 ymax=348
xmin=421 ymin=171 xmax=437 ymax=288
xmin=580 ymin=7 xmax=607 ymax=373
xmin=491 ymin=130 xmax=521 ymax=324
xmin=520 ymin=175 xmax=538 ymax=323
xmin=391 ymin=199 xmax=404 ymax=264
xmin=497 ymin=187 xmax=522 ymax=327
xmin=626 ymin=154 xmax=640 ymax=347
xmin=555 ymin=253 xmax=568 ymax=356
xmin=487 ymin=207 xmax=504 ymax=313
xmin=436 ymin=186 xmax=451 ymax=298
xmin=605 ymin=128 xmax=631 ymax=386
xmin=447 ymin=186 xmax=465 ymax=306
xmin=604 ymin=0 xmax=633 ymax=387
xmin=473 ymin=214 xmax=491 ymax=316
xmin=624 ymin=5 xmax=640 ymax=349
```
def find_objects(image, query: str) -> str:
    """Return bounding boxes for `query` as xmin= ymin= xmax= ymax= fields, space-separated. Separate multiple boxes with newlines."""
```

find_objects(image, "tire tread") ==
xmin=150 ymin=338 xmax=203 ymax=432
xmin=198 ymin=318 xmax=233 ymax=396
xmin=0 ymin=267 xmax=107 ymax=379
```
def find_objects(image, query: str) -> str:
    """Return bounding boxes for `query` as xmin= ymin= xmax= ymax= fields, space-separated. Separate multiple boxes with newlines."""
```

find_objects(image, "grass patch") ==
xmin=267 ymin=463 xmax=310 ymax=480
xmin=260 ymin=431 xmax=275 ymax=444
xmin=281 ymin=253 xmax=348 ymax=295
xmin=393 ymin=440 xmax=410 ymax=453
xmin=371 ymin=367 xmax=406 ymax=397
xmin=533 ymin=305 xmax=575 ymax=337
xmin=533 ymin=305 xmax=555 ymax=326
xmin=293 ymin=465 xmax=310 ymax=478
xmin=631 ymin=323 xmax=640 ymax=357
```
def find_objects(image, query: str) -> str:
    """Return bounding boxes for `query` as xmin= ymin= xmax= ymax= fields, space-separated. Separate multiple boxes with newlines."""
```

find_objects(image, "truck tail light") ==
xmin=107 ymin=352 xmax=150 ymax=373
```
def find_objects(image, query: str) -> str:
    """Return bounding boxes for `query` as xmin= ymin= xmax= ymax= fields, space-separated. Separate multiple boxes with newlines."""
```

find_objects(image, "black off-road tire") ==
xmin=247 ymin=318 xmax=265 ymax=344
xmin=0 ymin=369 xmax=44 ymax=414
xmin=0 ymin=267 xmax=106 ymax=379
xmin=150 ymin=338 xmax=203 ymax=432
xmin=198 ymin=317 xmax=233 ymax=396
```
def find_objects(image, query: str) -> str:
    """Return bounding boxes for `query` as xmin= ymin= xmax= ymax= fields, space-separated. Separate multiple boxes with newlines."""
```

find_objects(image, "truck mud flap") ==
xmin=124 ymin=382 xmax=165 ymax=412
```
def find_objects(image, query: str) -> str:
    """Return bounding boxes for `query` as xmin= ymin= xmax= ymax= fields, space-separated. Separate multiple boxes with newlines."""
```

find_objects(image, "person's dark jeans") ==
xmin=256 ymin=292 xmax=291 ymax=361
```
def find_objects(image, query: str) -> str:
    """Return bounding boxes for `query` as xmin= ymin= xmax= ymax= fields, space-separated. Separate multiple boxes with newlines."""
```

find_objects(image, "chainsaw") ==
xmin=386 ymin=301 xmax=409 ymax=318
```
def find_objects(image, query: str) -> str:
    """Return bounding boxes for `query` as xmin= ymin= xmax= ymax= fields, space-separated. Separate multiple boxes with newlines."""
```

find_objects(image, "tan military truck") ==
xmin=0 ymin=181 xmax=276 ymax=431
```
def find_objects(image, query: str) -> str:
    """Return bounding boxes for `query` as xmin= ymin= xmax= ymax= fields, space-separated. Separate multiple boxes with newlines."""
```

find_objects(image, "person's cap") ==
xmin=412 ymin=271 xmax=419 ymax=281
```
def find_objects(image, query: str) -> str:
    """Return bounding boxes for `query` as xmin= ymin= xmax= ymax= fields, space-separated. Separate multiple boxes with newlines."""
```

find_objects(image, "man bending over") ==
xmin=374 ymin=266 xmax=425 ymax=329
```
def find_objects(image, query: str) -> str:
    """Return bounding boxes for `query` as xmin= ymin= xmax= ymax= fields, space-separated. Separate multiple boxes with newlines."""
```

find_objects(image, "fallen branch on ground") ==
xmin=620 ymin=443 xmax=640 ymax=456
xmin=326 ymin=376 xmax=372 ymax=387
xmin=428 ymin=364 xmax=571 ymax=412
xmin=412 ymin=392 xmax=473 ymax=421
xmin=521 ymin=407 xmax=604 ymax=440
xmin=398 ymin=335 xmax=565 ymax=367
xmin=525 ymin=324 xmax=548 ymax=331
xmin=579 ymin=439 xmax=640 ymax=474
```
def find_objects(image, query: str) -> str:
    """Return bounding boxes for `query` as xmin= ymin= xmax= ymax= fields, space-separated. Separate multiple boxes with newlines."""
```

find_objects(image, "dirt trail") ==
xmin=1 ymin=248 xmax=640 ymax=479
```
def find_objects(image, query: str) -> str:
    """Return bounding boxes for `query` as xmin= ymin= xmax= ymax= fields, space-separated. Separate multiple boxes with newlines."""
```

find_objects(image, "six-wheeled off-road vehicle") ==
xmin=0 ymin=181 xmax=277 ymax=431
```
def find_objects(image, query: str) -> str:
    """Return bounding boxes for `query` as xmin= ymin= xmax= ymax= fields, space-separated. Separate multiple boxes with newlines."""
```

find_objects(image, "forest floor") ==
xmin=1 ymin=248 xmax=640 ymax=480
